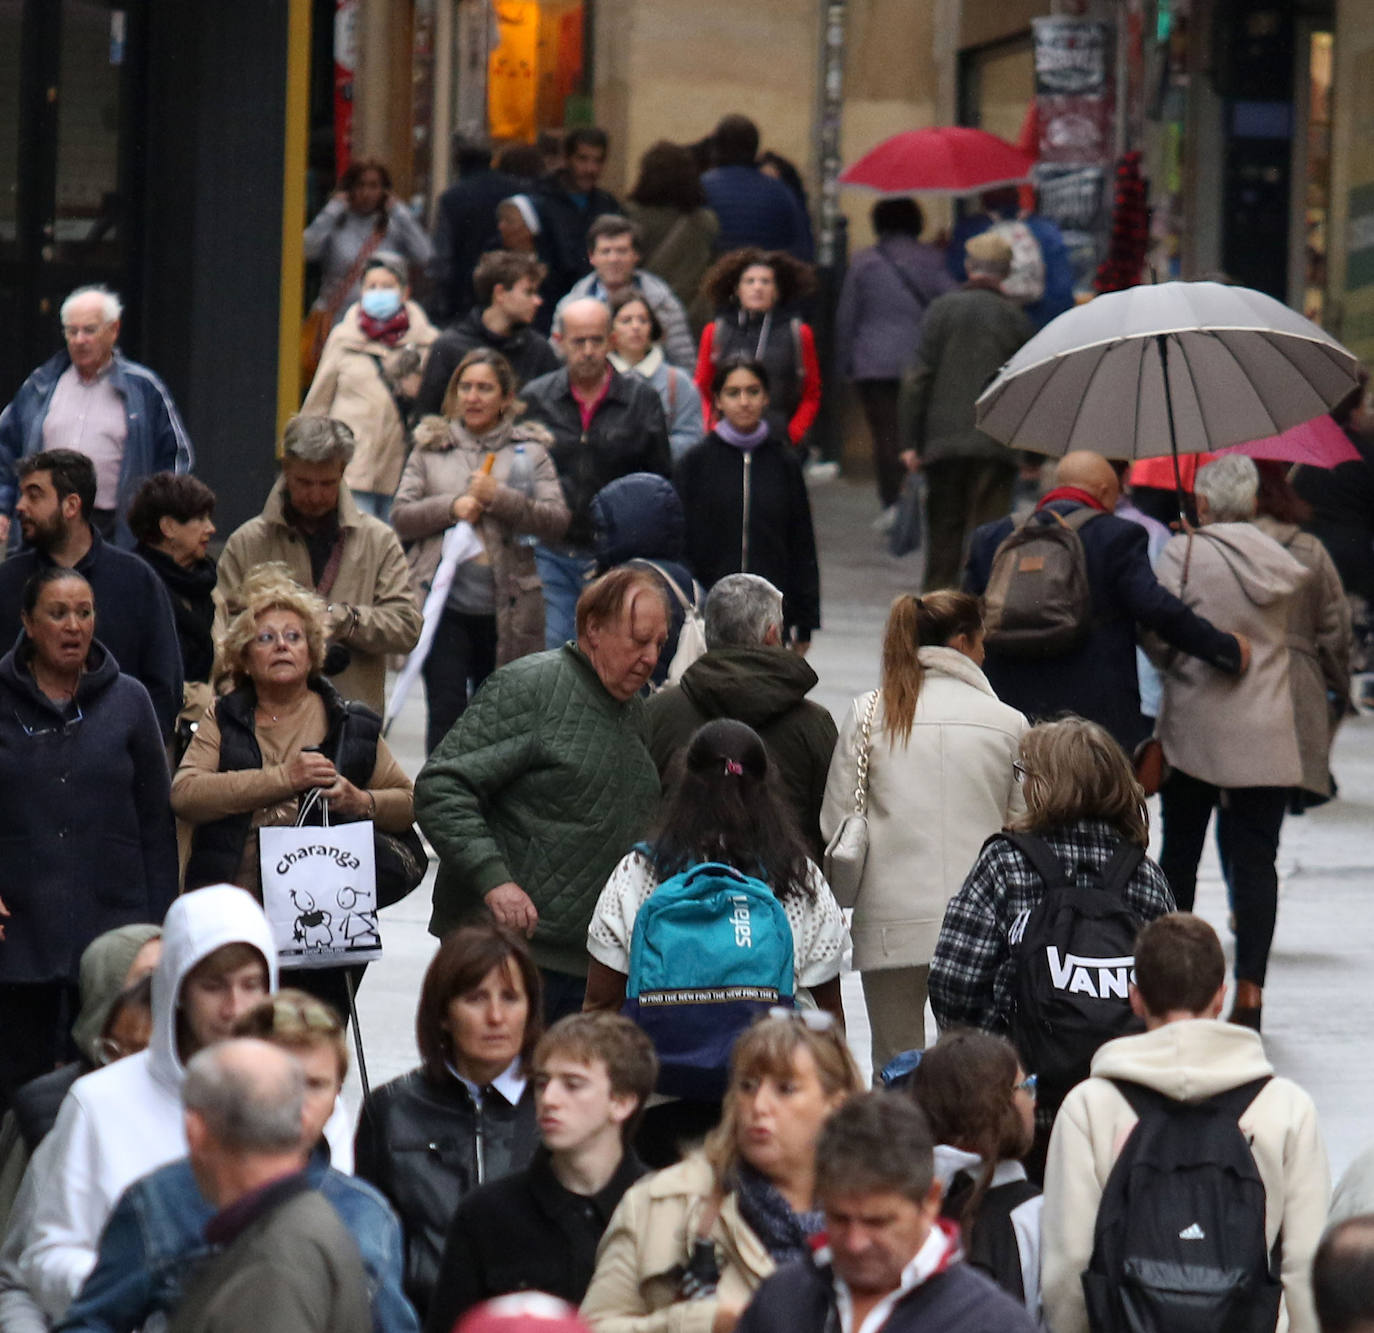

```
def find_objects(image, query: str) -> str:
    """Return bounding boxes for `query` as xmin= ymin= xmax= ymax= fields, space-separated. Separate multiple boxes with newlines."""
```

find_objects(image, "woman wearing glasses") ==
xmin=172 ymin=564 xmax=414 ymax=1014
xmin=0 ymin=567 xmax=177 ymax=1107
xmin=582 ymin=1010 xmax=862 ymax=1333
xmin=584 ymin=719 xmax=848 ymax=1163
xmin=820 ymin=590 xmax=1027 ymax=1077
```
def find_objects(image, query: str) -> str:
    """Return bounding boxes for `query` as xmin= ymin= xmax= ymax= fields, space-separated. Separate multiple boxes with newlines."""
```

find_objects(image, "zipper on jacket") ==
xmin=474 ymin=1104 xmax=486 ymax=1184
xmin=741 ymin=452 xmax=752 ymax=571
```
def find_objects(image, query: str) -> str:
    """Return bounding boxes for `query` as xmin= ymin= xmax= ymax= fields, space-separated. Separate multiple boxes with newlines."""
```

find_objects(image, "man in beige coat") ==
xmin=1042 ymin=913 xmax=1329 ymax=1333
xmin=217 ymin=415 xmax=422 ymax=714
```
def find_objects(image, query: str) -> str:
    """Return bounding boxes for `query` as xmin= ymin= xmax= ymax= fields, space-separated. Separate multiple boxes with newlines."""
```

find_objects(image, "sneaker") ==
xmin=804 ymin=460 xmax=840 ymax=484
xmin=871 ymin=504 xmax=898 ymax=534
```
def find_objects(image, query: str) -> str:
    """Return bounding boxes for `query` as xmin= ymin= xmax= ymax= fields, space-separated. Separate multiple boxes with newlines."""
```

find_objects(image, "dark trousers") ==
xmin=855 ymin=379 xmax=904 ymax=509
xmin=281 ymin=963 xmax=368 ymax=1027
xmin=422 ymin=608 xmax=498 ymax=754
xmin=1158 ymin=769 xmax=1289 ymax=986
xmin=0 ymin=981 xmax=79 ymax=1112
xmin=922 ymin=457 xmax=1017 ymax=592
xmin=538 ymin=968 xmax=586 ymax=1026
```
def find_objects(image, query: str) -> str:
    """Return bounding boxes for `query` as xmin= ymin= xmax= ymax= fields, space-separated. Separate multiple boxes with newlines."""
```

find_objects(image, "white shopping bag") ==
xmin=259 ymin=791 xmax=383 ymax=969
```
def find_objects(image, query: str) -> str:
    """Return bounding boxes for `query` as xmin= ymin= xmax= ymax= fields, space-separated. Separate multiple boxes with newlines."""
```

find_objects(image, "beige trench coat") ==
xmin=391 ymin=414 xmax=570 ymax=665
xmin=216 ymin=480 xmax=422 ymax=714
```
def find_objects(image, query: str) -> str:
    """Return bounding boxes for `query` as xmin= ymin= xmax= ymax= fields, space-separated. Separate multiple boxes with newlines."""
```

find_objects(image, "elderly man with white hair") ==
xmin=215 ymin=413 xmax=422 ymax=713
xmin=0 ymin=285 xmax=193 ymax=549
xmin=1151 ymin=454 xmax=1310 ymax=1034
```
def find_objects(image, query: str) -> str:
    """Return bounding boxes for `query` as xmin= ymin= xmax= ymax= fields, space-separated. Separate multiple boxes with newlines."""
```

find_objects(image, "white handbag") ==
xmin=822 ymin=690 xmax=879 ymax=909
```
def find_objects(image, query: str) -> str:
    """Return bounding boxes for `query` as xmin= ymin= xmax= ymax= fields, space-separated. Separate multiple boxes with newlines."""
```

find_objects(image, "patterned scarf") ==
xmin=733 ymin=1162 xmax=826 ymax=1266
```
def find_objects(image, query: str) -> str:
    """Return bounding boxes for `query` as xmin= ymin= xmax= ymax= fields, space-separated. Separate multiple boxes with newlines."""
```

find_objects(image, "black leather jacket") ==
xmin=354 ymin=1067 xmax=538 ymax=1320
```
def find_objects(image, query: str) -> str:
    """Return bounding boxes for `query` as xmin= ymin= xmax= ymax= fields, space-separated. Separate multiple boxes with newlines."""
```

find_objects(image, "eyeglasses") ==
xmin=766 ymin=1006 xmax=836 ymax=1032
xmin=61 ymin=322 xmax=112 ymax=338
xmin=14 ymin=702 xmax=83 ymax=737
xmin=1013 ymin=760 xmax=1030 ymax=783
xmin=1014 ymin=1073 xmax=1038 ymax=1099
xmin=254 ymin=629 xmax=306 ymax=648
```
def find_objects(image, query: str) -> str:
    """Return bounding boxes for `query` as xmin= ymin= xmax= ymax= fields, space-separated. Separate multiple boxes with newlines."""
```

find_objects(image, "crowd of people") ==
xmin=1 ymin=110 xmax=1374 ymax=1333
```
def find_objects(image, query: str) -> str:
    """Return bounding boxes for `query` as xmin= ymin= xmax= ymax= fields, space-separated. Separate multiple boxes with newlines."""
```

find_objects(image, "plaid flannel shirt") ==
xmin=929 ymin=818 xmax=1176 ymax=1038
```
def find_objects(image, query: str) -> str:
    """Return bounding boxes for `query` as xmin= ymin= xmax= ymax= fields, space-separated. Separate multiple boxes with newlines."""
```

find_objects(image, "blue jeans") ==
xmin=352 ymin=490 xmax=393 ymax=521
xmin=535 ymin=546 xmax=596 ymax=650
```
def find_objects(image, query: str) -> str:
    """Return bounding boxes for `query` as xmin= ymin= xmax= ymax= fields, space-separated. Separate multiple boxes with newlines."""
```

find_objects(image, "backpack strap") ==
xmin=1001 ymin=832 xmax=1072 ymax=889
xmin=629 ymin=558 xmax=693 ymax=613
xmin=1096 ymin=841 xmax=1146 ymax=897
xmin=1111 ymin=1075 xmax=1272 ymax=1124
xmin=1203 ymin=1075 xmax=1273 ymax=1120
xmin=791 ymin=317 xmax=804 ymax=380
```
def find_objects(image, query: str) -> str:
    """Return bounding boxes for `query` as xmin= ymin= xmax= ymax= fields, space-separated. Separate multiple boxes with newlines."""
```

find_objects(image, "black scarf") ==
xmin=136 ymin=544 xmax=218 ymax=682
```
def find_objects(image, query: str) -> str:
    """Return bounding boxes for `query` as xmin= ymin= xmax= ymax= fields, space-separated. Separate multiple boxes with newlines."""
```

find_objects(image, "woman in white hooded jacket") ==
xmin=821 ymin=590 xmax=1027 ymax=1074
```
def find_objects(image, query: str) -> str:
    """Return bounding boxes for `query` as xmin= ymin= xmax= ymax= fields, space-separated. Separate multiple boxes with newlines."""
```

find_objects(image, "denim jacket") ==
xmin=57 ymin=1149 xmax=418 ymax=1333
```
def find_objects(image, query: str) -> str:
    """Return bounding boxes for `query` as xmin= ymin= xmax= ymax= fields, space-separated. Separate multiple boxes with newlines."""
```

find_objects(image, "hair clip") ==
xmin=724 ymin=758 xmax=744 ymax=777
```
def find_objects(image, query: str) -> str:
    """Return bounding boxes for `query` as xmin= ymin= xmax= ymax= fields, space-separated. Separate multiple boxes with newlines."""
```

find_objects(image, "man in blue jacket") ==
xmin=701 ymin=115 xmax=812 ymax=260
xmin=965 ymin=450 xmax=1249 ymax=753
xmin=736 ymin=1092 xmax=1036 ymax=1333
xmin=0 ymin=286 xmax=193 ymax=551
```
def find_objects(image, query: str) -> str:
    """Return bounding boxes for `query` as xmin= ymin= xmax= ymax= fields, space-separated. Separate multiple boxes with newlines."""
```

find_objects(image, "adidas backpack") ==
xmin=623 ymin=859 xmax=795 ymax=1100
xmin=1004 ymin=833 xmax=1146 ymax=1110
xmin=1082 ymin=1077 xmax=1281 ymax=1333
xmin=982 ymin=506 xmax=1103 ymax=658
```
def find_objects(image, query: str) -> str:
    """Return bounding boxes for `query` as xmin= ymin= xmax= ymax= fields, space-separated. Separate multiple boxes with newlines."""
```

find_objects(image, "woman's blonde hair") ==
xmin=1013 ymin=717 xmax=1149 ymax=846
xmin=440 ymin=348 xmax=523 ymax=423
xmin=703 ymin=1012 xmax=863 ymax=1189
xmin=880 ymin=590 xmax=984 ymax=746
xmin=215 ymin=564 xmax=329 ymax=689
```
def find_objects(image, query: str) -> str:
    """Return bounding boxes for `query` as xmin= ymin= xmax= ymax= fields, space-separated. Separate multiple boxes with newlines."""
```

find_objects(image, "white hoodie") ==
xmin=1041 ymin=1019 xmax=1329 ymax=1333
xmin=18 ymin=885 xmax=353 ymax=1322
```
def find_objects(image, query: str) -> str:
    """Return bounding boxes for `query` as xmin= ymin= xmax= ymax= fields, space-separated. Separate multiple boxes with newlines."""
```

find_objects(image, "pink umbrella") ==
xmin=839 ymin=127 xmax=1034 ymax=196
xmin=1215 ymin=414 xmax=1361 ymax=468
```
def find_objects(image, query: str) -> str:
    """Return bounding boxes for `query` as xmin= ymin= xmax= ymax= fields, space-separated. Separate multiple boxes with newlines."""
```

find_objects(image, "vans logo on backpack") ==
xmin=1178 ymin=1223 xmax=1206 ymax=1241
xmin=1047 ymin=947 xmax=1135 ymax=1000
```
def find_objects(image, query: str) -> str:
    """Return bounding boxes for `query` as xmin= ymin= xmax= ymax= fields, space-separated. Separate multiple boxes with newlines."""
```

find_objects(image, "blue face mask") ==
xmin=360 ymin=287 xmax=402 ymax=321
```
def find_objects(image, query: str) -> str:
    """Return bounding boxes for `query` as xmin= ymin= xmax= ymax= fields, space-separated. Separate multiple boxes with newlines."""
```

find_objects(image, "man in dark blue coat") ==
xmin=736 ymin=1092 xmax=1036 ymax=1333
xmin=701 ymin=115 xmax=812 ymax=259
xmin=964 ymin=450 xmax=1249 ymax=752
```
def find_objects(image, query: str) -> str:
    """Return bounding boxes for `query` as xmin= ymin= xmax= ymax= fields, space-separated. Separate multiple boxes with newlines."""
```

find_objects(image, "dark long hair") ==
xmin=629 ymin=140 xmax=707 ymax=211
xmin=650 ymin=719 xmax=814 ymax=903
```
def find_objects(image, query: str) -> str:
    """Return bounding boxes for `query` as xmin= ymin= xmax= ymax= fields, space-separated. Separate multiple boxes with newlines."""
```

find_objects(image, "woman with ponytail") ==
xmin=911 ymin=1029 xmax=1042 ymax=1314
xmin=820 ymin=590 xmax=1026 ymax=1074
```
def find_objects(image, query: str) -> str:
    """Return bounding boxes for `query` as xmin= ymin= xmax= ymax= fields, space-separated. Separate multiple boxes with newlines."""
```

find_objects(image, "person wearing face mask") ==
xmin=303 ymin=252 xmax=439 ymax=521
xmin=675 ymin=358 xmax=820 ymax=651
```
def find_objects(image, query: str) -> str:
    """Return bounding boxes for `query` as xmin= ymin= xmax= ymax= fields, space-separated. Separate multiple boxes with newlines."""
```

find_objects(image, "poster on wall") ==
xmin=334 ymin=0 xmax=357 ymax=175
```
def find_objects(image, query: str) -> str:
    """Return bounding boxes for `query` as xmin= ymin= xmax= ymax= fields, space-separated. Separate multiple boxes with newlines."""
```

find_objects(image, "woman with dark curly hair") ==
xmin=625 ymin=141 xmax=720 ymax=319
xmin=693 ymin=248 xmax=820 ymax=446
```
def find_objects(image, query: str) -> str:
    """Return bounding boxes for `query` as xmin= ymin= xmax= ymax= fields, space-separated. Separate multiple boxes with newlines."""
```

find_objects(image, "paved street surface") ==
xmin=350 ymin=475 xmax=1374 ymax=1182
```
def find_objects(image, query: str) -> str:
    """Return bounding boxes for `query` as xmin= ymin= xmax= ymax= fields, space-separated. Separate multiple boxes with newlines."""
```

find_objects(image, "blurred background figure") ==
xmin=701 ymin=115 xmax=811 ymax=260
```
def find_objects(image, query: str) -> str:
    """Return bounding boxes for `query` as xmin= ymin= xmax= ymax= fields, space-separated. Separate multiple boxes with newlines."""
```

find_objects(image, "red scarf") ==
xmin=1037 ymin=485 xmax=1108 ymax=513
xmin=357 ymin=305 xmax=411 ymax=346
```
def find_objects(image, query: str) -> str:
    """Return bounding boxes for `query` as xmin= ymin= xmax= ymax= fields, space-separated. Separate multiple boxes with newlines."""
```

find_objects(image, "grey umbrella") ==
xmin=973 ymin=280 xmax=1360 ymax=463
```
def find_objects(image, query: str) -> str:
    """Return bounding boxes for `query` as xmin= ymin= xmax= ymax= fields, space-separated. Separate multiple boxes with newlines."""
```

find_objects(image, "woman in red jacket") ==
xmin=694 ymin=248 xmax=820 ymax=447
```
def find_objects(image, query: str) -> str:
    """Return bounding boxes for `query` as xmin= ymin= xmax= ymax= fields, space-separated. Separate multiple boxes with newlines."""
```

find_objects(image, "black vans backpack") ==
xmin=983 ymin=507 xmax=1103 ymax=657
xmin=1004 ymin=833 xmax=1145 ymax=1110
xmin=1082 ymin=1077 xmax=1281 ymax=1333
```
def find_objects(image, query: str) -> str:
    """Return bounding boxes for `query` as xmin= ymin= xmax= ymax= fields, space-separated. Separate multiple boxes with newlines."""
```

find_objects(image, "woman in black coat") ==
xmin=675 ymin=356 xmax=821 ymax=647
xmin=0 ymin=567 xmax=176 ymax=1107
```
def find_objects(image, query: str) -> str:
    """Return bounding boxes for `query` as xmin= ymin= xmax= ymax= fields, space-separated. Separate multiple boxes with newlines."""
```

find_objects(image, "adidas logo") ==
xmin=1178 ymin=1223 xmax=1206 ymax=1241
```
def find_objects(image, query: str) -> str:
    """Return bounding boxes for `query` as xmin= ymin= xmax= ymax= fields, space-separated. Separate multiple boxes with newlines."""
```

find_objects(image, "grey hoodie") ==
xmin=1154 ymin=522 xmax=1310 ymax=788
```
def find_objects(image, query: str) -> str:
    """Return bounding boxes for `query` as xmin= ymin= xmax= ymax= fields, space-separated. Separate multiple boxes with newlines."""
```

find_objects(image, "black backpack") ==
xmin=1082 ymin=1077 xmax=1282 ymax=1333
xmin=1004 ymin=833 xmax=1145 ymax=1109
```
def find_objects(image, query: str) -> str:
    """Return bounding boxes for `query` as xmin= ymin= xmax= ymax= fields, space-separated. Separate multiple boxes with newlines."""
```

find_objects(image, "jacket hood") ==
xmin=1089 ymin=1017 xmax=1273 ymax=1101
xmin=680 ymin=645 xmax=819 ymax=726
xmin=1193 ymin=522 xmax=1308 ymax=608
xmin=0 ymin=635 xmax=120 ymax=711
xmin=412 ymin=413 xmax=555 ymax=455
xmin=590 ymin=471 xmax=687 ymax=564
xmin=147 ymin=885 xmax=278 ymax=1094
xmin=916 ymin=645 xmax=1000 ymax=698
xmin=72 ymin=922 xmax=163 ymax=1062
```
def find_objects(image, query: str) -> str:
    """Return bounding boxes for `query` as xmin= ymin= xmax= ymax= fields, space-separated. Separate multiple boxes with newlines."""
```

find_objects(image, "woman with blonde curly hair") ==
xmin=172 ymin=564 xmax=414 ymax=1010
xmin=582 ymin=1011 xmax=862 ymax=1333
xmin=692 ymin=248 xmax=820 ymax=445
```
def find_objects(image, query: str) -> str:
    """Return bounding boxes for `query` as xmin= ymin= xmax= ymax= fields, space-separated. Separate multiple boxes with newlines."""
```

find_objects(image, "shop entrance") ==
xmin=0 ymin=0 xmax=146 ymax=400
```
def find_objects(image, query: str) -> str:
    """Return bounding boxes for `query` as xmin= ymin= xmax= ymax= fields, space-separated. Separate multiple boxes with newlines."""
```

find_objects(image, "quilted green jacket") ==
xmin=415 ymin=643 xmax=661 ymax=976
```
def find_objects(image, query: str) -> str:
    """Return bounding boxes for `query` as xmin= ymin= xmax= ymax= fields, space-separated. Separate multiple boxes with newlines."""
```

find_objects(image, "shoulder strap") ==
xmin=1063 ymin=506 xmax=1105 ymax=532
xmin=851 ymin=690 xmax=880 ymax=815
xmin=1096 ymin=841 xmax=1146 ymax=896
xmin=1001 ymin=831 xmax=1071 ymax=889
xmin=1109 ymin=1077 xmax=1171 ymax=1122
xmin=629 ymin=559 xmax=692 ymax=612
xmin=1111 ymin=1075 xmax=1272 ymax=1124
xmin=874 ymin=242 xmax=938 ymax=309
xmin=1205 ymin=1075 xmax=1273 ymax=1120
xmin=791 ymin=317 xmax=804 ymax=379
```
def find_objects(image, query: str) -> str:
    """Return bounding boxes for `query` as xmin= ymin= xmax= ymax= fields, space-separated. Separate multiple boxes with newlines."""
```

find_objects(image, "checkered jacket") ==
xmin=929 ymin=818 xmax=1175 ymax=1037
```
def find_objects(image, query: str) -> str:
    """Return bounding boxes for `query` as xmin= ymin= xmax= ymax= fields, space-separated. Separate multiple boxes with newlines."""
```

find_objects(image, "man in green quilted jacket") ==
xmin=416 ymin=566 xmax=669 ymax=1021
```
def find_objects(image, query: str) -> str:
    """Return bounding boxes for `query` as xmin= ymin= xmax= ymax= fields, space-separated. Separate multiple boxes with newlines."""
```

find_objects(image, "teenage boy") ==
xmin=423 ymin=1013 xmax=656 ymax=1333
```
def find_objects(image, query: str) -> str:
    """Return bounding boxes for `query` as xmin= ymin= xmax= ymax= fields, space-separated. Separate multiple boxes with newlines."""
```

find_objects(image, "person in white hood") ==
xmin=16 ymin=884 xmax=352 ymax=1324
xmin=1150 ymin=455 xmax=1311 ymax=1031
xmin=1041 ymin=913 xmax=1329 ymax=1333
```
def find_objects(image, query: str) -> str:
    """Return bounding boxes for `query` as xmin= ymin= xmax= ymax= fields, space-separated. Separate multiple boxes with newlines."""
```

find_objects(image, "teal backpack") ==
xmin=623 ymin=859 xmax=795 ymax=1100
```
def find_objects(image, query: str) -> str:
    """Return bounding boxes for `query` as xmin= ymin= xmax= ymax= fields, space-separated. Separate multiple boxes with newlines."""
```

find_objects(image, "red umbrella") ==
xmin=839 ymin=126 xmax=1035 ymax=196
xmin=1215 ymin=414 xmax=1361 ymax=468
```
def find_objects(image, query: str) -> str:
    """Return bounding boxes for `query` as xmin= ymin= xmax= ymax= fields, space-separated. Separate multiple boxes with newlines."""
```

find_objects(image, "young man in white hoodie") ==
xmin=1041 ymin=913 xmax=1330 ymax=1333
xmin=15 ymin=885 xmax=352 ymax=1325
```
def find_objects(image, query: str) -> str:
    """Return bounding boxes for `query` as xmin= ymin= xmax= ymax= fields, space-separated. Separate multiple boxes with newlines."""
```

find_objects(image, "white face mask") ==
xmin=361 ymin=288 xmax=402 ymax=321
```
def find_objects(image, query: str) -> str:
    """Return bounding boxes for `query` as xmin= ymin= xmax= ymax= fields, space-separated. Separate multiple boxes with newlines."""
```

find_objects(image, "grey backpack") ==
xmin=983 ymin=507 xmax=1102 ymax=657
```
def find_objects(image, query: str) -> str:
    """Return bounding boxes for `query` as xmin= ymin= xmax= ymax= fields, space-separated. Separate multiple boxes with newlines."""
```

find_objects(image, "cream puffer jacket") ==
xmin=1042 ymin=1019 xmax=1330 ymax=1333
xmin=581 ymin=1155 xmax=773 ymax=1333
xmin=820 ymin=647 xmax=1027 ymax=972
